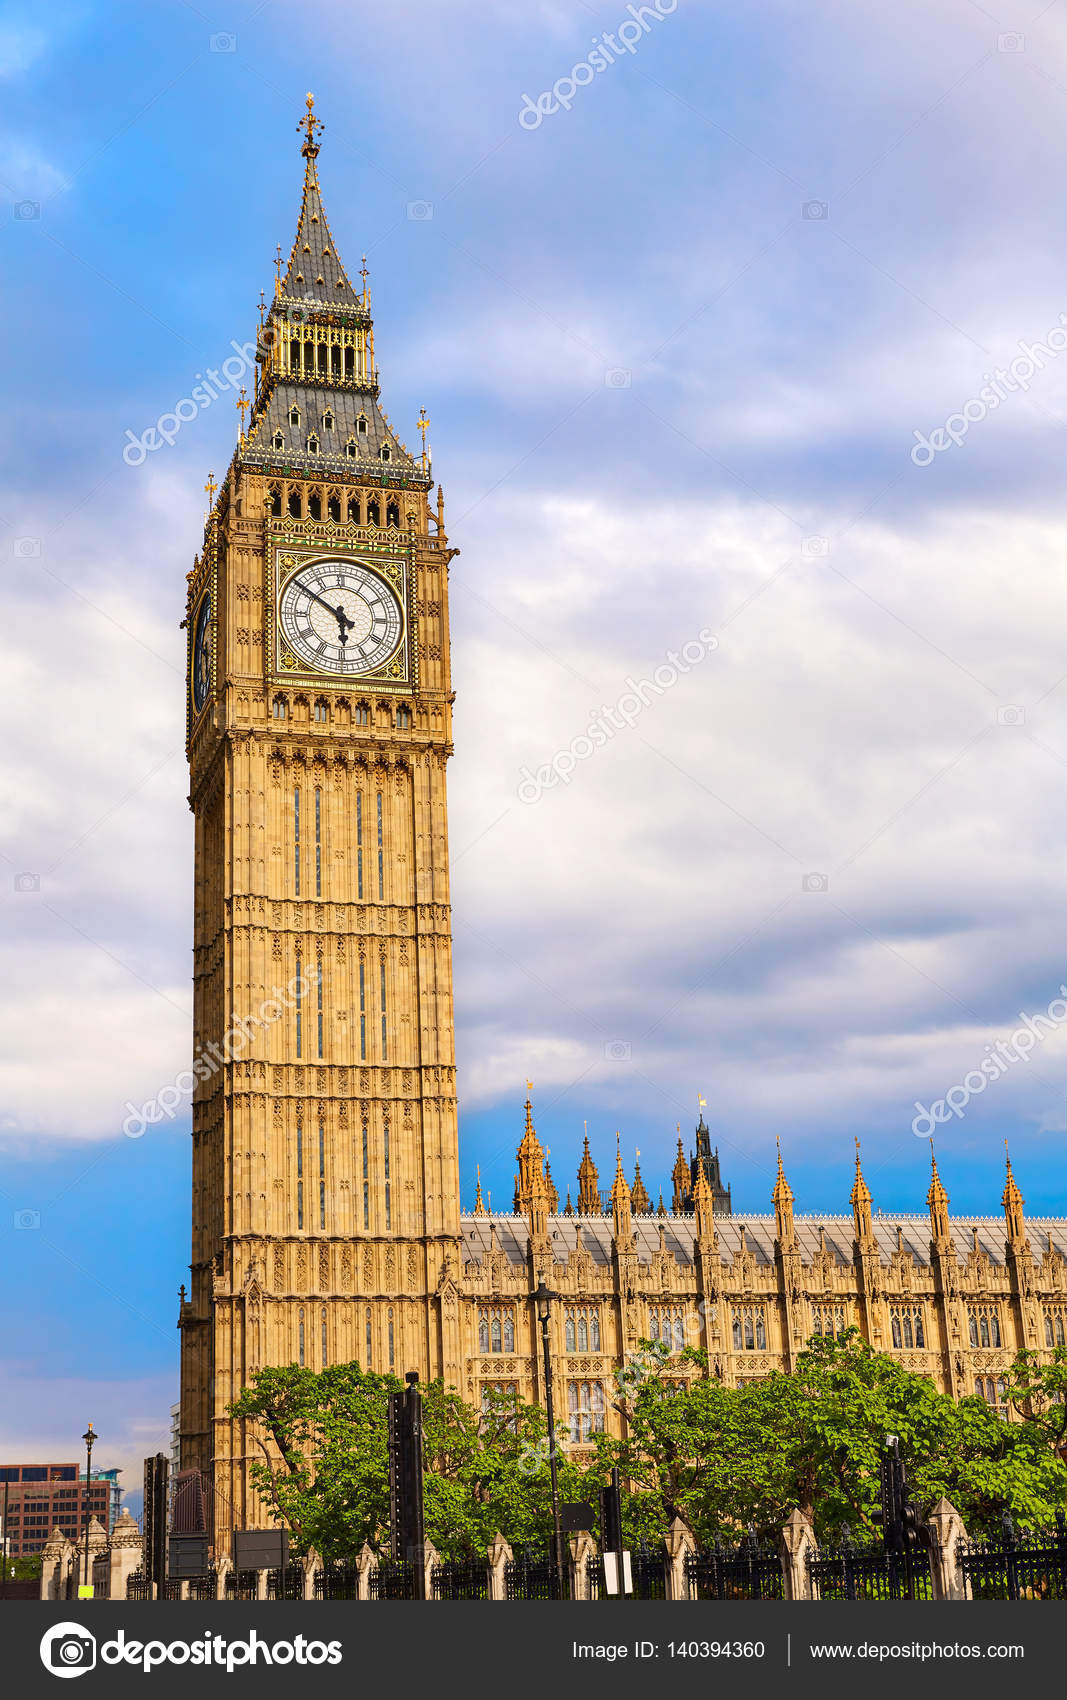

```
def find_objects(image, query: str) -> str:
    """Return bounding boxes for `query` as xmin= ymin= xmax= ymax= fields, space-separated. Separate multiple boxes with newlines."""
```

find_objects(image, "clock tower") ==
xmin=179 ymin=96 xmax=462 ymax=1541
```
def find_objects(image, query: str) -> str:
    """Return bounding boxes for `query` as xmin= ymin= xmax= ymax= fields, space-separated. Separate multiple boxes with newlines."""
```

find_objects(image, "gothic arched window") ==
xmin=387 ymin=502 xmax=400 ymax=527
xmin=491 ymin=1316 xmax=501 ymax=1353
xmin=565 ymin=1316 xmax=575 ymax=1352
xmin=892 ymin=1315 xmax=902 ymax=1349
xmin=577 ymin=1315 xmax=588 ymax=1351
xmin=1058 ymin=1316 xmax=1065 ymax=1347
xmin=902 ymin=1316 xmax=913 ymax=1349
xmin=272 ymin=431 xmax=284 ymax=450
xmin=732 ymin=1317 xmax=742 ymax=1350
xmin=478 ymin=1312 xmax=490 ymax=1354
xmin=289 ymin=405 xmax=300 ymax=427
xmin=914 ymin=1313 xmax=925 ymax=1348
xmin=503 ymin=1314 xmax=514 ymax=1352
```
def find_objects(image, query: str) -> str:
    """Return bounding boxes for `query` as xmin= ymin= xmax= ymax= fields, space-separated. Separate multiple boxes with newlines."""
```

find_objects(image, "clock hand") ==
xmin=302 ymin=581 xmax=355 ymax=644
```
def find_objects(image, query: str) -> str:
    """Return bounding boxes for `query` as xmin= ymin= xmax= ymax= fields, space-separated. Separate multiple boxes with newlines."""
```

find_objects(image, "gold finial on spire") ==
xmin=417 ymin=406 xmax=430 ymax=471
xmin=204 ymin=471 xmax=217 ymax=506
xmin=299 ymin=91 xmax=323 ymax=159
xmin=236 ymin=387 xmax=249 ymax=442
xmin=474 ymin=1164 xmax=486 ymax=1215
xmin=274 ymin=243 xmax=283 ymax=298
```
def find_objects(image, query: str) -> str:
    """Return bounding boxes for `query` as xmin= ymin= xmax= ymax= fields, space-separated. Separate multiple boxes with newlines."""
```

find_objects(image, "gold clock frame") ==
xmin=264 ymin=530 xmax=417 ymax=692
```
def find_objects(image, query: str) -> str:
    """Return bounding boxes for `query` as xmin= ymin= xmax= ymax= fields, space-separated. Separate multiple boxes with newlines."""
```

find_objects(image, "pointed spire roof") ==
xmin=631 ymin=1154 xmax=651 ymax=1214
xmin=578 ymin=1130 xmax=600 ymax=1215
xmin=280 ymin=93 xmax=359 ymax=306
xmin=611 ymin=1135 xmax=630 ymax=1209
xmin=926 ymin=1147 xmax=948 ymax=1213
xmin=473 ymin=1165 xmax=486 ymax=1216
xmin=563 ymin=1187 xmax=574 ymax=1217
xmin=772 ymin=1136 xmax=794 ymax=1209
xmin=850 ymin=1137 xmax=871 ymax=1211
xmin=1002 ymin=1144 xmax=1026 ymax=1241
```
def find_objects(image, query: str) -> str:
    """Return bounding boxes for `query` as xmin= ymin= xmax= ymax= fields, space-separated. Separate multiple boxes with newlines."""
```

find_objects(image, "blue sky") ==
xmin=5 ymin=0 xmax=1067 ymax=1496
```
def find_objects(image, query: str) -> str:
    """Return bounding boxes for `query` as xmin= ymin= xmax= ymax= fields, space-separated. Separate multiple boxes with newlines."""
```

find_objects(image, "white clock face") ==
xmin=278 ymin=558 xmax=403 ymax=676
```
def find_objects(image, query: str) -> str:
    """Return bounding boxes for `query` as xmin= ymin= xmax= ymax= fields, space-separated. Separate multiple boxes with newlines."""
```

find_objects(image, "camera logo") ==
xmin=996 ymin=704 xmax=1025 ymax=727
xmin=14 ymin=1208 xmax=40 ymax=1229
xmin=802 ymin=872 xmax=829 ymax=893
xmin=802 ymin=200 xmax=828 ymax=220
xmin=407 ymin=201 xmax=433 ymax=220
xmin=605 ymin=1039 xmax=632 ymax=1060
xmin=40 ymin=1623 xmax=96 ymax=1679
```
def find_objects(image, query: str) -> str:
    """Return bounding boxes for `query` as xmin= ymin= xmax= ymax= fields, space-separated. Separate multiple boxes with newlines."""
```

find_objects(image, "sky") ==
xmin=5 ymin=0 xmax=1067 ymax=1502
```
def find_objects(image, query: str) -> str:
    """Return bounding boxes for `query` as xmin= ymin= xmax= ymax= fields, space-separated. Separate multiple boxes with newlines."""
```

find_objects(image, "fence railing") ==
xmin=369 ymin=1560 xmax=419 ymax=1601
xmin=505 ymin=1548 xmax=566 ymax=1601
xmin=959 ymin=1517 xmax=1067 ymax=1601
xmin=266 ymin=1566 xmax=304 ymax=1600
xmin=314 ymin=1565 xmax=361 ymax=1601
xmin=809 ymin=1537 xmax=932 ymax=1601
xmin=430 ymin=1558 xmax=489 ymax=1600
xmin=686 ymin=1539 xmax=785 ymax=1601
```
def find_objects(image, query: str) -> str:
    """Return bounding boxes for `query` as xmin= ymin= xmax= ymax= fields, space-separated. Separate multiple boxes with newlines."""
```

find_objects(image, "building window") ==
xmin=377 ymin=790 xmax=384 ymax=900
xmin=321 ymin=1309 xmax=328 ymax=1367
xmin=566 ymin=1380 xmax=605 ymax=1442
xmin=731 ymin=1306 xmax=766 ymax=1351
xmin=273 ymin=697 xmax=287 ymax=720
xmin=355 ymin=703 xmax=369 ymax=727
xmin=564 ymin=1307 xmax=602 ymax=1352
xmin=298 ymin=1308 xmax=305 ymax=1367
xmin=346 ymin=438 xmax=357 ymax=459
xmin=388 ymin=1309 xmax=395 ymax=1369
xmin=316 ymin=959 xmax=324 ymax=1058
xmin=356 ymin=789 xmax=364 ymax=897
xmin=272 ymin=432 xmax=284 ymax=450
xmin=307 ymin=435 xmax=319 ymax=454
xmin=380 ymin=960 xmax=387 ymax=1061
xmin=889 ymin=1307 xmax=925 ymax=1349
xmin=319 ymin=1124 xmax=326 ymax=1230
xmin=386 ymin=502 xmax=400 ymax=527
xmin=968 ymin=1307 xmax=1002 ymax=1348
xmin=478 ymin=1305 xmax=515 ymax=1354
xmin=323 ymin=410 xmax=334 ymax=431
xmin=383 ymin=1119 xmax=391 ymax=1229
xmin=296 ymin=1124 xmax=304 ymax=1229
xmin=357 ymin=416 xmax=368 ymax=435
xmin=647 ymin=1307 xmax=685 ymax=1351
xmin=314 ymin=699 xmax=328 ymax=724
xmin=327 ymin=494 xmax=341 ymax=522
xmin=365 ymin=1308 xmax=372 ymax=1367
xmin=362 ymin=1123 xmax=369 ymax=1229
xmin=397 ymin=706 xmax=412 ymax=729
xmin=289 ymin=406 xmax=300 ymax=427
xmin=1045 ymin=1309 xmax=1067 ymax=1348
xmin=288 ymin=489 xmax=302 ymax=518
xmin=379 ymin=445 xmax=391 ymax=462
xmin=975 ymin=1376 xmax=1008 ymax=1416
xmin=295 ymin=956 xmax=302 ymax=1058
xmin=810 ymin=1305 xmax=845 ymax=1339
xmin=293 ymin=786 xmax=301 ymax=895
xmin=359 ymin=960 xmax=366 ymax=1060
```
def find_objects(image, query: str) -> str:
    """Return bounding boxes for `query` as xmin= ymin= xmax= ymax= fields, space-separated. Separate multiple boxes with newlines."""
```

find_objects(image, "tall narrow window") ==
xmin=314 ymin=786 xmax=322 ymax=897
xmin=296 ymin=1125 xmax=304 ymax=1229
xmin=294 ymin=787 xmax=301 ymax=895
xmin=361 ymin=1122 xmax=370 ymax=1230
xmin=388 ymin=1309 xmax=395 ymax=1369
xmin=383 ymin=1120 xmax=391 ymax=1229
xmin=295 ymin=957 xmax=302 ymax=1058
xmin=356 ymin=792 xmax=364 ymax=899
xmin=317 ymin=960 xmax=324 ymax=1059
xmin=365 ymin=1308 xmax=372 ymax=1367
xmin=321 ymin=1308 xmax=328 ymax=1368
xmin=319 ymin=1124 xmax=326 ymax=1231
xmin=359 ymin=961 xmax=366 ymax=1060
xmin=376 ymin=791 xmax=384 ymax=901
xmin=298 ymin=1309 xmax=305 ymax=1367
xmin=380 ymin=960 xmax=387 ymax=1060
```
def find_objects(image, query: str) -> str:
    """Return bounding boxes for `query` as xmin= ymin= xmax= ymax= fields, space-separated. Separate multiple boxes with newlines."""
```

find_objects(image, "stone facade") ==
xmin=178 ymin=100 xmax=1067 ymax=1552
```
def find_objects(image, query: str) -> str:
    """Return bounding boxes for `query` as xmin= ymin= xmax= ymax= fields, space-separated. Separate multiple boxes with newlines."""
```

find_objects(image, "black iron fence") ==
xmin=369 ymin=1559 xmax=419 ymax=1600
xmin=959 ymin=1516 xmax=1067 ymax=1600
xmin=505 ymin=1547 xmax=566 ymax=1601
xmin=686 ymin=1537 xmax=785 ymax=1601
xmin=266 ymin=1565 xmax=304 ymax=1600
xmin=430 ymin=1558 xmax=489 ymax=1600
xmin=588 ymin=1540 xmax=668 ymax=1600
xmin=224 ymin=1569 xmax=259 ymax=1601
xmin=126 ymin=1571 xmax=150 ymax=1601
xmin=314 ymin=1565 xmax=361 ymax=1600
xmin=185 ymin=1571 xmax=218 ymax=1601
xmin=809 ymin=1536 xmax=932 ymax=1601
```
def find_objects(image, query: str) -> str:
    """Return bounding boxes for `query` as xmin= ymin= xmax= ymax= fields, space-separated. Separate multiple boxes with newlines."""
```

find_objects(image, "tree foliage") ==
xmin=228 ymin=1335 xmax=1067 ymax=1559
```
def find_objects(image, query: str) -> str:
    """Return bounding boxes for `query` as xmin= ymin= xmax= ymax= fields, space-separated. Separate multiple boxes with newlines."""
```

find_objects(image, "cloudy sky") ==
xmin=5 ymin=0 xmax=1067 ymax=1495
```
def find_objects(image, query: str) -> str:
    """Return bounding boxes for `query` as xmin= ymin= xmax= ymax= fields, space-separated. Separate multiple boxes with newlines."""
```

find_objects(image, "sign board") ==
xmin=233 ymin=1529 xmax=289 ymax=1571
xmin=601 ymin=1551 xmax=633 ymax=1597
xmin=561 ymin=1502 xmax=594 ymax=1533
xmin=169 ymin=1535 xmax=210 ymax=1577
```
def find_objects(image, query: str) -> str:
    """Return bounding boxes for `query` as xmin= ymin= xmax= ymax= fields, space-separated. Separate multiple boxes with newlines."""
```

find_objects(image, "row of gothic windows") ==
xmin=1045 ymin=1311 xmax=1067 ymax=1347
xmin=266 ymin=483 xmax=403 ymax=527
xmin=567 ymin=1380 xmax=606 ymax=1442
xmin=968 ymin=1307 xmax=1002 ymax=1348
xmin=975 ymin=1376 xmax=1008 ymax=1415
xmin=732 ymin=1306 xmax=767 ymax=1351
xmin=564 ymin=1307 xmax=601 ymax=1353
xmin=810 ymin=1305 xmax=846 ymax=1339
xmin=890 ymin=1307 xmax=926 ymax=1349
xmin=478 ymin=1306 xmax=515 ymax=1354
xmin=287 ymin=341 xmax=357 ymax=378
xmin=272 ymin=697 xmax=412 ymax=729
xmin=647 ymin=1308 xmax=687 ymax=1352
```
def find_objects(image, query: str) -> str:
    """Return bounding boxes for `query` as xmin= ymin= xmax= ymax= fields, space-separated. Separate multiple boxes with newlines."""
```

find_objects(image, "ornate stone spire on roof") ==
xmin=926 ymin=1144 xmax=951 ymax=1244
xmin=692 ymin=1160 xmax=715 ymax=1243
xmin=514 ymin=1088 xmax=546 ymax=1215
xmin=578 ymin=1131 xmax=600 ymax=1215
xmin=631 ymin=1154 xmax=651 ymax=1215
xmin=773 ymin=1136 xmax=795 ymax=1247
xmin=280 ymin=93 xmax=359 ymax=305
xmin=1002 ymin=1144 xmax=1026 ymax=1244
xmin=473 ymin=1165 xmax=486 ymax=1216
xmin=611 ymin=1135 xmax=632 ymax=1244
xmin=851 ymin=1137 xmax=873 ymax=1241
xmin=671 ymin=1134 xmax=691 ymax=1214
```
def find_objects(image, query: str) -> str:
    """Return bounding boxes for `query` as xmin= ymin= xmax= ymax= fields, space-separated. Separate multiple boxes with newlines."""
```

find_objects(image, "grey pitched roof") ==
xmin=281 ymin=153 xmax=359 ymax=307
xmin=241 ymin=382 xmax=416 ymax=480
xmin=459 ymin=1211 xmax=1067 ymax=1271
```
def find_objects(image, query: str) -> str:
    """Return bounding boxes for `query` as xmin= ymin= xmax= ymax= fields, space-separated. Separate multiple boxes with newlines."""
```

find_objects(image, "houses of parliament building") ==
xmin=178 ymin=98 xmax=1067 ymax=1544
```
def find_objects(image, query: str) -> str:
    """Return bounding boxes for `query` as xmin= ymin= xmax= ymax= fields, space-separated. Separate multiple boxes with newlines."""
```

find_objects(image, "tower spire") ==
xmin=1002 ymin=1142 xmax=1026 ymax=1244
xmin=577 ymin=1131 xmax=600 ymax=1215
xmin=299 ymin=90 xmax=323 ymax=160
xmin=926 ymin=1141 xmax=950 ymax=1243
xmin=851 ymin=1136 xmax=873 ymax=1241
xmin=773 ymin=1134 xmax=795 ymax=1247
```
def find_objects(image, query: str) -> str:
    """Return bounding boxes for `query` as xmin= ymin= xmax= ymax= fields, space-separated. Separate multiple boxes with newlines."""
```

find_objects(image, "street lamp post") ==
xmin=81 ymin=1424 xmax=96 ymax=1594
xmin=533 ymin=1280 xmax=565 ymax=1597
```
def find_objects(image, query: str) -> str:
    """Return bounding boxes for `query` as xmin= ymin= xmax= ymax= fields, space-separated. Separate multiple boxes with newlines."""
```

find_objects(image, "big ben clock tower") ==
xmin=179 ymin=96 xmax=462 ymax=1540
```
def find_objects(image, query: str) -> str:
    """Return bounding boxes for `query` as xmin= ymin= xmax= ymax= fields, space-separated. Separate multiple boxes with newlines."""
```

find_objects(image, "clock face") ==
xmin=278 ymin=558 xmax=403 ymax=676
xmin=192 ymin=592 xmax=212 ymax=713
